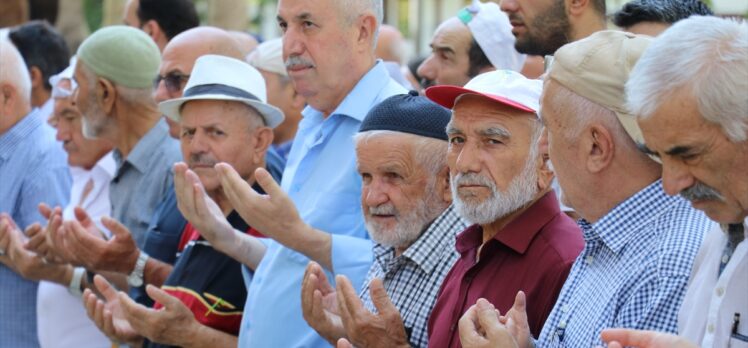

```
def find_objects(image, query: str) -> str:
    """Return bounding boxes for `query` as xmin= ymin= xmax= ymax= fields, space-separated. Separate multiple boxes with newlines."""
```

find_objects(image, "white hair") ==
xmin=354 ymin=130 xmax=447 ymax=176
xmin=335 ymin=0 xmax=383 ymax=48
xmin=0 ymin=32 xmax=32 ymax=105
xmin=627 ymin=16 xmax=748 ymax=142
xmin=546 ymin=80 xmax=639 ymax=153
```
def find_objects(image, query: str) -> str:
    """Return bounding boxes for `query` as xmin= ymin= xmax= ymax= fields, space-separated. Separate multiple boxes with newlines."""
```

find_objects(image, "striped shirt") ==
xmin=360 ymin=205 xmax=468 ymax=348
xmin=0 ymin=109 xmax=71 ymax=348
xmin=537 ymin=180 xmax=714 ymax=347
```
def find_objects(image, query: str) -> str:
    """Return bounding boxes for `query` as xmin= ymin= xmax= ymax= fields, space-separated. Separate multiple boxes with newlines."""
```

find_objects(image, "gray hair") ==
xmin=546 ymin=80 xmax=640 ymax=153
xmin=354 ymin=130 xmax=447 ymax=177
xmin=0 ymin=33 xmax=32 ymax=105
xmin=627 ymin=16 xmax=748 ymax=142
xmin=335 ymin=0 xmax=383 ymax=48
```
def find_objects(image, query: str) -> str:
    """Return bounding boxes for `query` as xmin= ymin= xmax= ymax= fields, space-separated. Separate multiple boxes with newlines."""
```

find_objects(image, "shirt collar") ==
xmin=113 ymin=118 xmax=170 ymax=174
xmin=301 ymin=60 xmax=393 ymax=123
xmin=0 ymin=108 xmax=42 ymax=161
xmin=584 ymin=179 xmax=677 ymax=253
xmin=455 ymin=190 xmax=561 ymax=254
xmin=372 ymin=205 xmax=462 ymax=274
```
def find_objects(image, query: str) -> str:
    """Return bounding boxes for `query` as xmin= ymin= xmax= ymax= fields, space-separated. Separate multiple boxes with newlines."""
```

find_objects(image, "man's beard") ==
xmin=365 ymin=179 xmax=445 ymax=248
xmin=451 ymin=155 xmax=539 ymax=225
xmin=81 ymin=94 xmax=109 ymax=139
xmin=513 ymin=0 xmax=572 ymax=56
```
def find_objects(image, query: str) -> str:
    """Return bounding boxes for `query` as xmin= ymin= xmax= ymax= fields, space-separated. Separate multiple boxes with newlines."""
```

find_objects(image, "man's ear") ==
xmin=536 ymin=151 xmax=554 ymax=192
xmin=98 ymin=78 xmax=117 ymax=115
xmin=356 ymin=14 xmax=378 ymax=51
xmin=585 ymin=124 xmax=614 ymax=173
xmin=29 ymin=67 xmax=44 ymax=90
xmin=437 ymin=166 xmax=452 ymax=204
xmin=567 ymin=0 xmax=591 ymax=16
xmin=253 ymin=126 xmax=275 ymax=165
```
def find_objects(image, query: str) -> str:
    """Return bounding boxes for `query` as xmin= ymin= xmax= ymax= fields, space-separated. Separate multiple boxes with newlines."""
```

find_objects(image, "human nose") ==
xmin=500 ymin=0 xmax=519 ymax=13
xmin=453 ymin=142 xmax=482 ymax=174
xmin=364 ymin=178 xmax=390 ymax=208
xmin=417 ymin=55 xmax=438 ymax=82
xmin=660 ymin=160 xmax=695 ymax=196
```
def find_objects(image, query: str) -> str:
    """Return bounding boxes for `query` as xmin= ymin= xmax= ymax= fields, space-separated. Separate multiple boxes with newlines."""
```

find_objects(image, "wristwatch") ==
xmin=67 ymin=267 xmax=86 ymax=297
xmin=127 ymin=251 xmax=149 ymax=288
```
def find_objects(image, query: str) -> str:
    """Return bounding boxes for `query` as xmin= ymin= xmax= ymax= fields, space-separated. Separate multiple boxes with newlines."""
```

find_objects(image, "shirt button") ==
xmin=585 ymin=256 xmax=594 ymax=265
xmin=561 ymin=304 xmax=570 ymax=313
xmin=559 ymin=320 xmax=567 ymax=329
xmin=716 ymin=287 xmax=725 ymax=297
xmin=707 ymin=323 xmax=715 ymax=333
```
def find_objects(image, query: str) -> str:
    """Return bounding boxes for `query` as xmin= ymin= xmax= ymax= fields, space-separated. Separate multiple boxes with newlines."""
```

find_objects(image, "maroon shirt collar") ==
xmin=455 ymin=191 xmax=561 ymax=255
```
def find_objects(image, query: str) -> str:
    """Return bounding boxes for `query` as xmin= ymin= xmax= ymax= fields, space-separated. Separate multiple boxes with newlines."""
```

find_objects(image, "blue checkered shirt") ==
xmin=537 ymin=180 xmax=714 ymax=347
xmin=0 ymin=109 xmax=71 ymax=348
xmin=360 ymin=205 xmax=468 ymax=348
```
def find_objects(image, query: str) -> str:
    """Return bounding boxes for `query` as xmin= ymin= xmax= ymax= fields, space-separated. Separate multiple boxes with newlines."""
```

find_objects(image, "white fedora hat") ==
xmin=159 ymin=54 xmax=285 ymax=128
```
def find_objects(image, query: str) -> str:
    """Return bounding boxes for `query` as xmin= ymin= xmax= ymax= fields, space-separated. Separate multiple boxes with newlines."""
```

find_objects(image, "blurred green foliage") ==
xmin=83 ymin=0 xmax=103 ymax=32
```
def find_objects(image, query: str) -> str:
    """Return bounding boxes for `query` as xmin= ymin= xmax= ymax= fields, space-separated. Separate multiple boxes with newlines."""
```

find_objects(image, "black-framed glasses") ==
xmin=154 ymin=72 xmax=190 ymax=93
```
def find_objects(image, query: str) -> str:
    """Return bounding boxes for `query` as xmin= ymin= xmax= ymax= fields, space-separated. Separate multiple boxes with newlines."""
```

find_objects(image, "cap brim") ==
xmin=159 ymin=94 xmax=285 ymax=129
xmin=425 ymin=85 xmax=535 ymax=113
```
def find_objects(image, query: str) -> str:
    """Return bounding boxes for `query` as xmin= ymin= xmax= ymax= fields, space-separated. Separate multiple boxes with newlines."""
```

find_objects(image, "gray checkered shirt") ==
xmin=359 ymin=205 xmax=468 ymax=348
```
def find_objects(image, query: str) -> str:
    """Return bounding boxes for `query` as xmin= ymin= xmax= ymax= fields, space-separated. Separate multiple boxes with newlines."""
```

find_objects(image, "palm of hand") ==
xmin=107 ymin=298 xmax=139 ymax=341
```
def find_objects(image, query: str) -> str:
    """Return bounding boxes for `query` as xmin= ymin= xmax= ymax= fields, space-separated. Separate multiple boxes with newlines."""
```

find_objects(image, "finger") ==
xmin=24 ymin=227 xmax=48 ymax=253
xmin=83 ymin=289 xmax=98 ymax=319
xmin=369 ymin=278 xmax=400 ymax=321
xmin=458 ymin=305 xmax=486 ymax=343
xmin=512 ymin=291 xmax=527 ymax=313
xmin=119 ymin=290 xmax=153 ymax=323
xmin=102 ymin=308 xmax=116 ymax=337
xmin=24 ymin=223 xmax=42 ymax=238
xmin=38 ymin=203 xmax=52 ymax=220
xmin=73 ymin=207 xmax=94 ymax=228
xmin=101 ymin=217 xmax=131 ymax=242
xmin=145 ymin=284 xmax=180 ymax=309
xmin=475 ymin=298 xmax=502 ymax=333
xmin=336 ymin=275 xmax=366 ymax=321
xmin=337 ymin=338 xmax=354 ymax=348
xmin=215 ymin=162 xmax=262 ymax=209
xmin=600 ymin=328 xmax=658 ymax=346
xmin=174 ymin=163 xmax=198 ymax=219
xmin=93 ymin=274 xmax=119 ymax=302
xmin=301 ymin=265 xmax=317 ymax=314
xmin=308 ymin=261 xmax=334 ymax=294
xmin=254 ymin=167 xmax=285 ymax=198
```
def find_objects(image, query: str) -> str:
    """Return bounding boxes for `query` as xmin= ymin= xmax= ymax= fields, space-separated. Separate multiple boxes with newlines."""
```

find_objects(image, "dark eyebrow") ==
xmin=665 ymin=145 xmax=692 ymax=157
xmin=431 ymin=44 xmax=456 ymax=56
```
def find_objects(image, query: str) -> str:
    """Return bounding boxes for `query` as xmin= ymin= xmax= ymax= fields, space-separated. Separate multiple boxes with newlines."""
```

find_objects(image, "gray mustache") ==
xmin=285 ymin=56 xmax=315 ymax=69
xmin=188 ymin=154 xmax=218 ymax=168
xmin=453 ymin=172 xmax=494 ymax=188
xmin=680 ymin=182 xmax=724 ymax=202
xmin=369 ymin=204 xmax=396 ymax=216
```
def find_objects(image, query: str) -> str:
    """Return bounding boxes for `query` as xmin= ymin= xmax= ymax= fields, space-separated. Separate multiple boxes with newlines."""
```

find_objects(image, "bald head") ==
xmin=376 ymin=24 xmax=405 ymax=63
xmin=228 ymin=31 xmax=259 ymax=59
xmin=155 ymin=26 xmax=246 ymax=137
xmin=165 ymin=26 xmax=244 ymax=64
xmin=0 ymin=32 xmax=32 ymax=133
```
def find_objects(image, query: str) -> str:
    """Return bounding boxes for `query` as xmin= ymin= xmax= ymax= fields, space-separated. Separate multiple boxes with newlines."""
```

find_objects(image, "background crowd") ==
xmin=0 ymin=0 xmax=745 ymax=348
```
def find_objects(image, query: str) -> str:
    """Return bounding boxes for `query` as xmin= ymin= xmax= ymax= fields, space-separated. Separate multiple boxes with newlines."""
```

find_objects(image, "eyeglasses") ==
xmin=154 ymin=72 xmax=190 ymax=93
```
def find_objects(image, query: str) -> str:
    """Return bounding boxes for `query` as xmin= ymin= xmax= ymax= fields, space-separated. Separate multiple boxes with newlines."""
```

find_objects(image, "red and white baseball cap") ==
xmin=425 ymin=70 xmax=542 ymax=114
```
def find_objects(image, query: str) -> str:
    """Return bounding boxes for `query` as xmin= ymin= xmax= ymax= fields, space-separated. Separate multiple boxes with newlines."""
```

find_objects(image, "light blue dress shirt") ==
xmin=238 ymin=61 xmax=406 ymax=347
xmin=537 ymin=180 xmax=714 ymax=347
xmin=0 ymin=109 xmax=71 ymax=348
